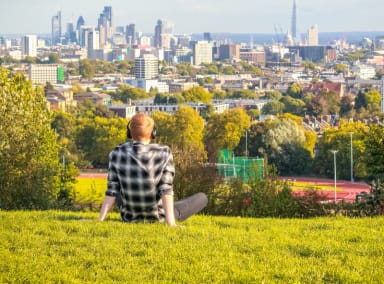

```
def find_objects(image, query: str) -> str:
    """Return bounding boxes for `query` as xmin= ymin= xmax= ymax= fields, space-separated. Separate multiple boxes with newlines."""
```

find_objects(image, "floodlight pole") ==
xmin=245 ymin=130 xmax=248 ymax=157
xmin=330 ymin=150 xmax=338 ymax=203
xmin=349 ymin=132 xmax=354 ymax=182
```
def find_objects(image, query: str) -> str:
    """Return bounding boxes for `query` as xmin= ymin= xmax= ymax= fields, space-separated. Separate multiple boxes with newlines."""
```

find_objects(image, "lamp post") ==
xmin=245 ymin=130 xmax=248 ymax=157
xmin=349 ymin=132 xmax=354 ymax=182
xmin=330 ymin=150 xmax=338 ymax=203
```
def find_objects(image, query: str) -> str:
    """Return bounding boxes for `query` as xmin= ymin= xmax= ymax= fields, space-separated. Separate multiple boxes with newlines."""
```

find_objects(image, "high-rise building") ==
xmin=154 ymin=19 xmax=174 ymax=48
xmin=126 ymin=24 xmax=136 ymax=45
xmin=87 ymin=29 xmax=100 ymax=59
xmin=192 ymin=41 xmax=213 ymax=65
xmin=203 ymin=32 xmax=212 ymax=42
xmin=98 ymin=6 xmax=113 ymax=47
xmin=135 ymin=54 xmax=159 ymax=79
xmin=307 ymin=25 xmax=318 ymax=46
xmin=78 ymin=26 xmax=96 ymax=48
xmin=21 ymin=35 xmax=37 ymax=57
xmin=66 ymin=19 xmax=77 ymax=44
xmin=291 ymin=0 xmax=297 ymax=43
xmin=51 ymin=11 xmax=62 ymax=45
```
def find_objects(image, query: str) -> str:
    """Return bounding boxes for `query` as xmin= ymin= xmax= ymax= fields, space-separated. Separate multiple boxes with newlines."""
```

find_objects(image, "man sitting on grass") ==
xmin=98 ymin=113 xmax=208 ymax=226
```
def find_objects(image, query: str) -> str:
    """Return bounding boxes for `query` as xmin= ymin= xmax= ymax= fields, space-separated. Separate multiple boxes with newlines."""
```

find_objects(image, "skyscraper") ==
xmin=98 ymin=6 xmax=113 ymax=47
xmin=154 ymin=19 xmax=174 ymax=48
xmin=87 ymin=29 xmax=100 ymax=59
xmin=21 ymin=35 xmax=37 ymax=57
xmin=307 ymin=25 xmax=319 ymax=46
xmin=291 ymin=0 xmax=297 ymax=43
xmin=51 ymin=11 xmax=62 ymax=46
xmin=126 ymin=24 xmax=136 ymax=45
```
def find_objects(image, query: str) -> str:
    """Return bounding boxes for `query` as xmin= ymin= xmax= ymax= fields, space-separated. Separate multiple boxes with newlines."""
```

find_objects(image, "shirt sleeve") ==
xmin=105 ymin=150 xmax=120 ymax=197
xmin=157 ymin=149 xmax=175 ymax=197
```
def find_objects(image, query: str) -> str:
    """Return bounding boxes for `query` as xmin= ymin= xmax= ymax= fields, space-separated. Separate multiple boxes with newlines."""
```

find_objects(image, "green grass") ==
xmin=1 ymin=211 xmax=383 ymax=283
xmin=74 ymin=178 xmax=107 ymax=207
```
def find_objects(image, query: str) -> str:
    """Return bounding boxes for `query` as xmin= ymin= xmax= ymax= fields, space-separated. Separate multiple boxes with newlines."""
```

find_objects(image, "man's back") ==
xmin=106 ymin=141 xmax=175 ymax=222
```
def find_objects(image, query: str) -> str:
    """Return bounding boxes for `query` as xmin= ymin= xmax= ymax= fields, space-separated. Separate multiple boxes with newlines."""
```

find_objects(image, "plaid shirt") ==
xmin=105 ymin=141 xmax=175 ymax=223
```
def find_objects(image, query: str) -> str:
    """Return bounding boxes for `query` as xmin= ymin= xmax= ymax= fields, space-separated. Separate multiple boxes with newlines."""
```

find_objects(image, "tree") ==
xmin=239 ymin=116 xmax=314 ymax=175
xmin=205 ymin=108 xmax=250 ymax=161
xmin=364 ymin=124 xmax=384 ymax=180
xmin=340 ymin=94 xmax=355 ymax=118
xmin=261 ymin=101 xmax=285 ymax=115
xmin=280 ymin=95 xmax=306 ymax=116
xmin=79 ymin=59 xmax=95 ymax=80
xmin=314 ymin=120 xmax=368 ymax=179
xmin=334 ymin=63 xmax=348 ymax=74
xmin=153 ymin=106 xmax=205 ymax=153
xmin=113 ymin=84 xmax=150 ymax=102
xmin=182 ymin=86 xmax=212 ymax=103
xmin=355 ymin=88 xmax=381 ymax=116
xmin=286 ymin=83 xmax=303 ymax=99
xmin=75 ymin=116 xmax=126 ymax=166
xmin=0 ymin=68 xmax=61 ymax=209
xmin=48 ymin=53 xmax=60 ymax=64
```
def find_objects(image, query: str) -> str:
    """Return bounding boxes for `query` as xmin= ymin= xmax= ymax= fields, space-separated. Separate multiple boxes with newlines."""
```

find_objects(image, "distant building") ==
xmin=98 ymin=6 xmax=113 ymax=47
xmin=219 ymin=44 xmax=240 ymax=61
xmin=307 ymin=25 xmax=319 ymax=46
xmin=126 ymin=23 xmax=136 ymax=45
xmin=154 ymin=19 xmax=174 ymax=48
xmin=135 ymin=54 xmax=159 ymax=79
xmin=290 ymin=46 xmax=336 ymax=62
xmin=192 ymin=41 xmax=213 ymax=65
xmin=239 ymin=49 xmax=266 ymax=66
xmin=350 ymin=64 xmax=376 ymax=80
xmin=46 ymin=88 xmax=77 ymax=112
xmin=108 ymin=104 xmax=136 ymax=118
xmin=203 ymin=32 xmax=212 ymax=42
xmin=51 ymin=11 xmax=62 ymax=45
xmin=21 ymin=35 xmax=37 ymax=57
xmin=303 ymin=81 xmax=344 ymax=97
xmin=126 ymin=78 xmax=169 ymax=93
xmin=87 ymin=29 xmax=100 ymax=59
xmin=29 ymin=64 xmax=65 ymax=84
xmin=74 ymin=92 xmax=111 ymax=105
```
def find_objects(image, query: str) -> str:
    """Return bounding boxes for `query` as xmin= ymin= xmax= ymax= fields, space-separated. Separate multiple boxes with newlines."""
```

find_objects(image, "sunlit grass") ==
xmin=1 ymin=211 xmax=383 ymax=283
xmin=74 ymin=177 xmax=107 ymax=206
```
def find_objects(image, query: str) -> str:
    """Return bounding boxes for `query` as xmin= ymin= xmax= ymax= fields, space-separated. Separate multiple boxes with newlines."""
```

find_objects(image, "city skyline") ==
xmin=0 ymin=0 xmax=383 ymax=35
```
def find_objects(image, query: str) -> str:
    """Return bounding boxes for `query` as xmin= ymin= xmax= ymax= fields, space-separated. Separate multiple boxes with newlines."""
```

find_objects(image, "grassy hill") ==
xmin=1 ymin=211 xmax=383 ymax=283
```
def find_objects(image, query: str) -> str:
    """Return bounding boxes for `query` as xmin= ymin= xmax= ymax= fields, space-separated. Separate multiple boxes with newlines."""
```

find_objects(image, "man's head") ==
xmin=127 ymin=113 xmax=156 ymax=141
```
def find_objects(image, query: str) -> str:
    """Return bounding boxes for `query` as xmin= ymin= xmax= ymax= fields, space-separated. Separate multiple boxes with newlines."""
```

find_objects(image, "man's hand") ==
xmin=98 ymin=196 xmax=116 ymax=221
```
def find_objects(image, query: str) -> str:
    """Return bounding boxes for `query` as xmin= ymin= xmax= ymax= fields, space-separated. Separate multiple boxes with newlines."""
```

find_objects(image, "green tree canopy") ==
xmin=286 ymin=83 xmax=303 ymax=99
xmin=314 ymin=120 xmax=369 ymax=179
xmin=182 ymin=86 xmax=212 ymax=103
xmin=204 ymin=108 xmax=250 ymax=161
xmin=0 ymin=68 xmax=61 ymax=209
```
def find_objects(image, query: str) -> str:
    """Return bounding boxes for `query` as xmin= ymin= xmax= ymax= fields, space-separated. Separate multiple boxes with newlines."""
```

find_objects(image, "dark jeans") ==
xmin=116 ymin=192 xmax=208 ymax=222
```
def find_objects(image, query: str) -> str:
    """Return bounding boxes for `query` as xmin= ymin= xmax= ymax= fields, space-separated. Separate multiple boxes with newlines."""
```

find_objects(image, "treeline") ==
xmin=1 ymin=67 xmax=384 ymax=215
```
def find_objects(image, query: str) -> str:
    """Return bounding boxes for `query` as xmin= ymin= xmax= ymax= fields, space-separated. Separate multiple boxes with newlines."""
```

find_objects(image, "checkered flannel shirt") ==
xmin=105 ymin=141 xmax=175 ymax=223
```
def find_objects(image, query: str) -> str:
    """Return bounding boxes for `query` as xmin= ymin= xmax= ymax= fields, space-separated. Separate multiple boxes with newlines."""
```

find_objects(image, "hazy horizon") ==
xmin=0 ymin=0 xmax=383 ymax=35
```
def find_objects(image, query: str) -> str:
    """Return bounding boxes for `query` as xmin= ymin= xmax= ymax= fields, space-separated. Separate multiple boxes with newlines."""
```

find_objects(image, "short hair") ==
xmin=129 ymin=113 xmax=155 ymax=140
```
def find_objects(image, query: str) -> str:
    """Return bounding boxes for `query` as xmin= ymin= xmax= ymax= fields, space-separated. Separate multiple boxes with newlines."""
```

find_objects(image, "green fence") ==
xmin=217 ymin=149 xmax=264 ymax=182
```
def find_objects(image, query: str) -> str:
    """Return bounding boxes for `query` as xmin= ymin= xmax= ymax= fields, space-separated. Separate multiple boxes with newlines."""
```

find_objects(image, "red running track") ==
xmin=281 ymin=177 xmax=370 ymax=203
xmin=78 ymin=173 xmax=371 ymax=203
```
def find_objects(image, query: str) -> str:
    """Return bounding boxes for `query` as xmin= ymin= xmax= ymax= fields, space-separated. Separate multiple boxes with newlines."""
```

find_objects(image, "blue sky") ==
xmin=0 ymin=0 xmax=383 ymax=34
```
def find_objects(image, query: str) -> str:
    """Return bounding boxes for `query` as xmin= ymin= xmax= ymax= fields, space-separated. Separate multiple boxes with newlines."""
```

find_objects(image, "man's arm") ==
xmin=162 ymin=194 xmax=177 ymax=226
xmin=98 ymin=196 xmax=116 ymax=221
